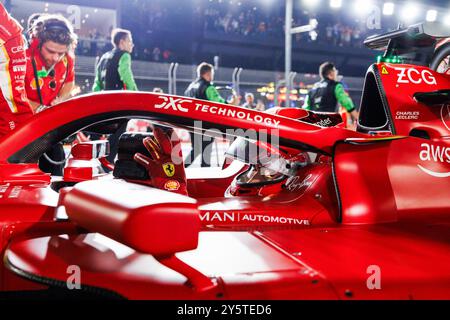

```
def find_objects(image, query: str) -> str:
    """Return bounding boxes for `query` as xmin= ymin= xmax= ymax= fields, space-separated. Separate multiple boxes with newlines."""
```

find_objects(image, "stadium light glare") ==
xmin=401 ymin=3 xmax=420 ymax=22
xmin=260 ymin=0 xmax=274 ymax=8
xmin=302 ymin=0 xmax=320 ymax=8
xmin=330 ymin=0 xmax=342 ymax=9
xmin=426 ymin=10 xmax=437 ymax=22
xmin=353 ymin=0 xmax=373 ymax=15
xmin=383 ymin=2 xmax=395 ymax=16
xmin=444 ymin=14 xmax=450 ymax=25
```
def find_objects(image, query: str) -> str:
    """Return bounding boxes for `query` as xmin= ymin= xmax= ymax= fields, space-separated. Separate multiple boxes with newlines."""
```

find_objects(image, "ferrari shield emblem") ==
xmin=163 ymin=162 xmax=175 ymax=177
xmin=381 ymin=65 xmax=389 ymax=75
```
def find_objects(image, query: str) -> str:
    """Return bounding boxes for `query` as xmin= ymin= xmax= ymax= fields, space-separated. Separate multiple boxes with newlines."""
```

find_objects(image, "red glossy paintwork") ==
xmin=260 ymin=219 xmax=450 ymax=299
xmin=378 ymin=63 xmax=450 ymax=138
xmin=0 ymin=92 xmax=366 ymax=162
xmin=335 ymin=137 xmax=449 ymax=223
xmin=1 ymin=220 xmax=80 ymax=291
xmin=5 ymin=232 xmax=337 ymax=299
xmin=64 ymin=179 xmax=200 ymax=255
xmin=0 ymin=59 xmax=449 ymax=298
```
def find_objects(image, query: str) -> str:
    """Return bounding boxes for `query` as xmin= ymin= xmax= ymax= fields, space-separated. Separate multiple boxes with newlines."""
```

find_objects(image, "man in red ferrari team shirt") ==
xmin=0 ymin=2 xmax=33 ymax=138
xmin=25 ymin=14 xmax=77 ymax=112
xmin=24 ymin=14 xmax=77 ymax=175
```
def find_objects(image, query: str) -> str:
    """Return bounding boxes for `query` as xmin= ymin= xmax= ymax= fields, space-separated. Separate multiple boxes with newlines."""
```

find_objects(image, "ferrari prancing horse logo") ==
xmin=163 ymin=162 xmax=175 ymax=177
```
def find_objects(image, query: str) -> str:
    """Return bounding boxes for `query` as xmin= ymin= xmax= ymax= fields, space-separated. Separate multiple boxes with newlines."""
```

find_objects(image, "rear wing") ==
xmin=364 ymin=22 xmax=449 ymax=51
xmin=364 ymin=22 xmax=449 ymax=66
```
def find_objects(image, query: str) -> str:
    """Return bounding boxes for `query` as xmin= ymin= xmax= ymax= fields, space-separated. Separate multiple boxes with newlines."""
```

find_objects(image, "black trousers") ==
xmin=186 ymin=132 xmax=214 ymax=167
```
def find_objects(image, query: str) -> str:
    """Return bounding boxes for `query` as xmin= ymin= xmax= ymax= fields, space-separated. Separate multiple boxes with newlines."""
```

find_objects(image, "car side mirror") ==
xmin=63 ymin=179 xmax=200 ymax=256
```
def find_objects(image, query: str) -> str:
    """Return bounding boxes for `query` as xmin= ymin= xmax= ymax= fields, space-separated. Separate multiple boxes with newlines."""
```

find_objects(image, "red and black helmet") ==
xmin=224 ymin=107 xmax=314 ymax=197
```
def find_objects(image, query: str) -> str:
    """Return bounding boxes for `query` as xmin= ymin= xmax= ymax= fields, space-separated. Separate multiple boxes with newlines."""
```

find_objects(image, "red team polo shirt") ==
xmin=25 ymin=39 xmax=75 ymax=106
xmin=0 ymin=3 xmax=33 ymax=138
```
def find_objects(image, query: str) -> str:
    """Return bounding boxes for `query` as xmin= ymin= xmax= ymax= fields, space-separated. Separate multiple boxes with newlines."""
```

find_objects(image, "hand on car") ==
xmin=35 ymin=104 xmax=51 ymax=113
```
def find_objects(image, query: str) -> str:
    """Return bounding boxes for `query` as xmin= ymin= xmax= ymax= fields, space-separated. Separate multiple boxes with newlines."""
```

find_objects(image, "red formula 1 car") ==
xmin=0 ymin=23 xmax=449 ymax=300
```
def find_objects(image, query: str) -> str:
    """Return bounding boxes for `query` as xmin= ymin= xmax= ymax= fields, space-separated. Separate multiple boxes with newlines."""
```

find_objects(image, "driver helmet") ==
xmin=225 ymin=107 xmax=311 ymax=197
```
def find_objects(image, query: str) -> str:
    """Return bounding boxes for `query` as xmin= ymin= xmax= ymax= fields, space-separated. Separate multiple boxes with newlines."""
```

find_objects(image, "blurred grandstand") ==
xmin=4 ymin=0 xmax=450 ymax=108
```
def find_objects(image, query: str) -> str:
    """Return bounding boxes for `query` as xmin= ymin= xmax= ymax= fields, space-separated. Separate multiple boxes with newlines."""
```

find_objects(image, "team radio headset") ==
xmin=31 ymin=22 xmax=71 ymax=166
xmin=30 ymin=22 xmax=70 ymax=112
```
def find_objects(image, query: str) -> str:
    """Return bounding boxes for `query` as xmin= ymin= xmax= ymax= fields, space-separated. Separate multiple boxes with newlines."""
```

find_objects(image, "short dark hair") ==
xmin=34 ymin=14 xmax=77 ymax=47
xmin=319 ymin=62 xmax=336 ymax=79
xmin=197 ymin=62 xmax=213 ymax=77
xmin=111 ymin=28 xmax=131 ymax=47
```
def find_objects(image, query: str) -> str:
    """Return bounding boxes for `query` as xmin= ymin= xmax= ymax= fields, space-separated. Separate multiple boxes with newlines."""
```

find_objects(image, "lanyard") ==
xmin=30 ymin=56 xmax=44 ymax=106
xmin=30 ymin=51 xmax=69 ymax=106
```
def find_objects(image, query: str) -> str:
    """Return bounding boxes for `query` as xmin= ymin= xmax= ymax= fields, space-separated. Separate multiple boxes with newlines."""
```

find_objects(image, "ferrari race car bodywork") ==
xmin=0 ymin=23 xmax=449 ymax=299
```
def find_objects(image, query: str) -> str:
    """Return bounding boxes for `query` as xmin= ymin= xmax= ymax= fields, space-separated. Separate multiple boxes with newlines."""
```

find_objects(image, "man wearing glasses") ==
xmin=24 ymin=14 xmax=77 ymax=113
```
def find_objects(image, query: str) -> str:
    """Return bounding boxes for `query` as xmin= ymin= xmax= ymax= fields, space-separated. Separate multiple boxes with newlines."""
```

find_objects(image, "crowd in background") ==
xmin=71 ymin=0 xmax=373 ymax=63
xmin=318 ymin=23 xmax=364 ymax=48
xmin=11 ymin=0 xmax=372 ymax=103
xmin=203 ymin=6 xmax=367 ymax=48
xmin=203 ymin=6 xmax=284 ymax=38
xmin=75 ymin=29 xmax=111 ymax=57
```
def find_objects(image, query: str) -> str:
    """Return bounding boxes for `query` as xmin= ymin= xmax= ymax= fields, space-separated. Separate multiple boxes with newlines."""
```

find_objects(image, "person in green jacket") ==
xmin=184 ymin=62 xmax=238 ymax=104
xmin=184 ymin=62 xmax=238 ymax=167
xmin=93 ymin=28 xmax=137 ymax=92
xmin=303 ymin=62 xmax=358 ymax=125
xmin=92 ymin=28 xmax=138 ymax=167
